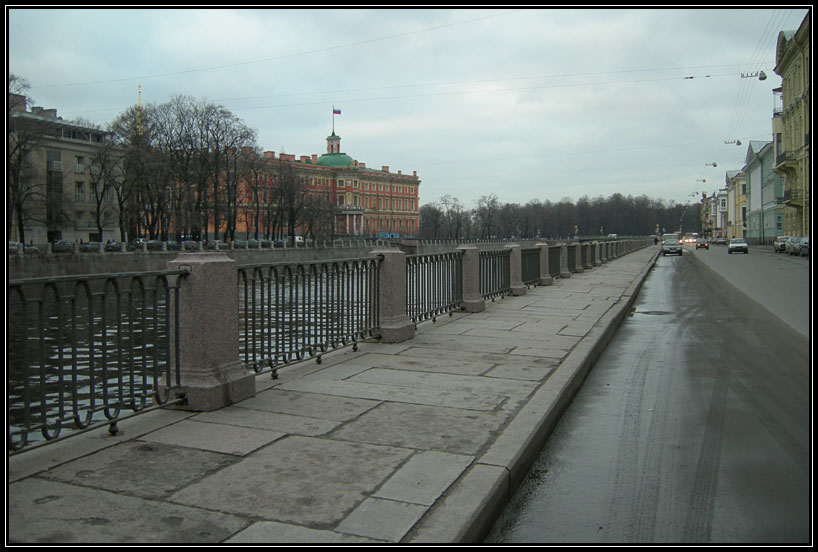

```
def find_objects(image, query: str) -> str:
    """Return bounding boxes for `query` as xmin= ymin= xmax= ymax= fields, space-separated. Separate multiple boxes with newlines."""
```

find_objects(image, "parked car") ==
xmin=727 ymin=238 xmax=748 ymax=254
xmin=785 ymin=236 xmax=803 ymax=255
xmin=104 ymin=241 xmax=124 ymax=252
xmin=133 ymin=238 xmax=147 ymax=247
xmin=773 ymin=236 xmax=789 ymax=253
xmin=146 ymin=240 xmax=164 ymax=251
xmin=259 ymin=239 xmax=274 ymax=248
xmin=8 ymin=241 xmax=40 ymax=253
xmin=695 ymin=238 xmax=709 ymax=250
xmin=797 ymin=237 xmax=809 ymax=257
xmin=166 ymin=240 xmax=182 ymax=251
xmin=80 ymin=241 xmax=102 ymax=253
xmin=662 ymin=239 xmax=682 ymax=256
xmin=52 ymin=240 xmax=74 ymax=253
xmin=183 ymin=241 xmax=200 ymax=250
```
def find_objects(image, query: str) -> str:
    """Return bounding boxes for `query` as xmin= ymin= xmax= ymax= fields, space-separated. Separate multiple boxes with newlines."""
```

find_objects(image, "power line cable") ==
xmin=30 ymin=9 xmax=524 ymax=89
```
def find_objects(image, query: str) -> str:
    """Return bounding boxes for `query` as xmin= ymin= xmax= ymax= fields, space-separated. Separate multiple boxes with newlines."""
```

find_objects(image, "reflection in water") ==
xmin=7 ymin=277 xmax=172 ymax=449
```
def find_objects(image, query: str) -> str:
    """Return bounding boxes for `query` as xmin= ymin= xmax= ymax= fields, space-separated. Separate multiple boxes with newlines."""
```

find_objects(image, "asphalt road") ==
xmin=485 ymin=249 xmax=811 ymax=544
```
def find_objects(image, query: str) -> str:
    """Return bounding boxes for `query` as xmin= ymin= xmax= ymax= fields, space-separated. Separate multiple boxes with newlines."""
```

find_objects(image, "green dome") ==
xmin=316 ymin=152 xmax=355 ymax=168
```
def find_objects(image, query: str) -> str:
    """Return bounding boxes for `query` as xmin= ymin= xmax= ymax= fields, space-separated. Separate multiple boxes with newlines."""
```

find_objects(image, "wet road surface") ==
xmin=485 ymin=252 xmax=810 ymax=544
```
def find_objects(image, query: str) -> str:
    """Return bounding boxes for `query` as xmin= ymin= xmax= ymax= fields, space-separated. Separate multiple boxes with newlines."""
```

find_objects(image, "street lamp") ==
xmin=740 ymin=71 xmax=767 ymax=81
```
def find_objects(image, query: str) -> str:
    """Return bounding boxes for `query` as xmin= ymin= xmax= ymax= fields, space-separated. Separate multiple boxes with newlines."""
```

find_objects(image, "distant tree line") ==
xmin=419 ymin=192 xmax=700 ymax=240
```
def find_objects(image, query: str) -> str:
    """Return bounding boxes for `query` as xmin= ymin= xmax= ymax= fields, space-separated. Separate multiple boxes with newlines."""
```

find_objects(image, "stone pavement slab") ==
xmin=7 ymin=244 xmax=659 ymax=544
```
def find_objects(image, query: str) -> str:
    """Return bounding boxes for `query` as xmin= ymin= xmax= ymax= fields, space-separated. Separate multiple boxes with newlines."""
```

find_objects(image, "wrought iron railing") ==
xmin=406 ymin=251 xmax=463 ymax=323
xmin=7 ymin=269 xmax=189 ymax=453
xmin=521 ymin=247 xmax=540 ymax=287
xmin=237 ymin=256 xmax=381 ymax=376
xmin=479 ymin=249 xmax=511 ymax=300
xmin=549 ymin=246 xmax=560 ymax=277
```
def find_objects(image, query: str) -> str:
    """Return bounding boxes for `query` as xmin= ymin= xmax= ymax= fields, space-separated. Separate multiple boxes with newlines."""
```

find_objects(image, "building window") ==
xmin=75 ymin=156 xmax=85 ymax=174
xmin=75 ymin=182 xmax=85 ymax=202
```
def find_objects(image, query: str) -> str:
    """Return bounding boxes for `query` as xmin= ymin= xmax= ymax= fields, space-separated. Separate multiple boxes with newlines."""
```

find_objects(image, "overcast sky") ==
xmin=8 ymin=7 xmax=810 ymax=209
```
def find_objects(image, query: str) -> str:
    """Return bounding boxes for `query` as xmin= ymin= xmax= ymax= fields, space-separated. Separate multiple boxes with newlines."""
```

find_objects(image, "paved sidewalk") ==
xmin=8 ymin=245 xmax=659 ymax=544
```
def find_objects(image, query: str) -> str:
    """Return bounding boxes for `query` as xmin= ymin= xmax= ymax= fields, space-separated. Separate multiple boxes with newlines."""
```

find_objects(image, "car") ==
xmin=797 ymin=237 xmax=809 ymax=257
xmin=714 ymin=237 xmax=727 ymax=245
xmin=9 ymin=241 xmax=41 ymax=253
xmin=785 ymin=236 xmax=803 ymax=255
xmin=695 ymin=238 xmax=709 ymax=250
xmin=79 ymin=241 xmax=102 ymax=253
xmin=52 ymin=239 xmax=74 ymax=253
xmin=662 ymin=239 xmax=682 ymax=256
xmin=773 ymin=236 xmax=789 ymax=253
xmin=727 ymin=238 xmax=748 ymax=254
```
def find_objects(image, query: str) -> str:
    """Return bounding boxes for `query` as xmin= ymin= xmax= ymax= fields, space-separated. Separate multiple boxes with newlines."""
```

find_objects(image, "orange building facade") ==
xmin=236 ymin=131 xmax=420 ymax=240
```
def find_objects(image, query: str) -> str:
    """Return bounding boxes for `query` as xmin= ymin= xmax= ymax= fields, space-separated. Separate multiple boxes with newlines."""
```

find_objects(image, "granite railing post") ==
xmin=582 ymin=242 xmax=594 ymax=270
xmin=559 ymin=243 xmax=571 ymax=278
xmin=457 ymin=245 xmax=485 ymax=313
xmin=372 ymin=249 xmax=415 ymax=343
xmin=600 ymin=241 xmax=608 ymax=263
xmin=536 ymin=243 xmax=553 ymax=286
xmin=593 ymin=241 xmax=602 ymax=266
xmin=165 ymin=252 xmax=255 ymax=411
xmin=573 ymin=242 xmax=584 ymax=273
xmin=505 ymin=244 xmax=527 ymax=296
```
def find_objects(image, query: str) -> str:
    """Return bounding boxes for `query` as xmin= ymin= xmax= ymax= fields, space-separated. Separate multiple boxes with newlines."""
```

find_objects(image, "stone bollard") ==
xmin=593 ymin=241 xmax=602 ymax=266
xmin=372 ymin=249 xmax=415 ymax=343
xmin=505 ymin=244 xmax=527 ymax=296
xmin=559 ymin=244 xmax=571 ymax=278
xmin=582 ymin=243 xmax=593 ymax=270
xmin=458 ymin=245 xmax=485 ymax=313
xmin=573 ymin=243 xmax=584 ymax=273
xmin=536 ymin=243 xmax=553 ymax=286
xmin=164 ymin=252 xmax=255 ymax=411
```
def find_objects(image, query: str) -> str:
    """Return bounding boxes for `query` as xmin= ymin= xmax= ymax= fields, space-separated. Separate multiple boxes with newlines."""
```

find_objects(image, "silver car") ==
xmin=727 ymin=238 xmax=748 ymax=254
xmin=798 ymin=237 xmax=809 ymax=257
xmin=785 ymin=236 xmax=803 ymax=255
xmin=662 ymin=239 xmax=682 ymax=256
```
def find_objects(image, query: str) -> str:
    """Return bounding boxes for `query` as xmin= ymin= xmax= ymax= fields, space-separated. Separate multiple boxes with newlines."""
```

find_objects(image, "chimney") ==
xmin=300 ymin=155 xmax=310 ymax=163
xmin=382 ymin=166 xmax=389 ymax=172
xmin=264 ymin=151 xmax=276 ymax=159
xmin=397 ymin=170 xmax=402 ymax=175
xmin=413 ymin=171 xmax=417 ymax=177
xmin=311 ymin=154 xmax=318 ymax=164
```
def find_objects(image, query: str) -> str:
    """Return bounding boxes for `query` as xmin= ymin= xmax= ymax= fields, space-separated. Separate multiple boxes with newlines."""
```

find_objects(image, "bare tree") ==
xmin=7 ymin=74 xmax=46 ymax=244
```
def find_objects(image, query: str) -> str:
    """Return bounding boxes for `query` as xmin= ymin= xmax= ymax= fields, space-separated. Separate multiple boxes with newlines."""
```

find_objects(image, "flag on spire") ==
xmin=333 ymin=107 xmax=341 ymax=115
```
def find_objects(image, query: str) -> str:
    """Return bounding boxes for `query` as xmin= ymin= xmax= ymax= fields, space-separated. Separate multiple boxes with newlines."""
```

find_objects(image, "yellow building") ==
xmin=726 ymin=170 xmax=747 ymax=238
xmin=773 ymin=14 xmax=810 ymax=236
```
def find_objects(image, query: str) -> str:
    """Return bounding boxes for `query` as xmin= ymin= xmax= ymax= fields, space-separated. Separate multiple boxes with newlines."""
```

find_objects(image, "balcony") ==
xmin=783 ymin=188 xmax=805 ymax=206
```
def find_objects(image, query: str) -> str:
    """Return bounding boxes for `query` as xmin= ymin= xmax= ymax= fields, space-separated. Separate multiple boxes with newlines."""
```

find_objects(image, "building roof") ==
xmin=316 ymin=152 xmax=356 ymax=168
